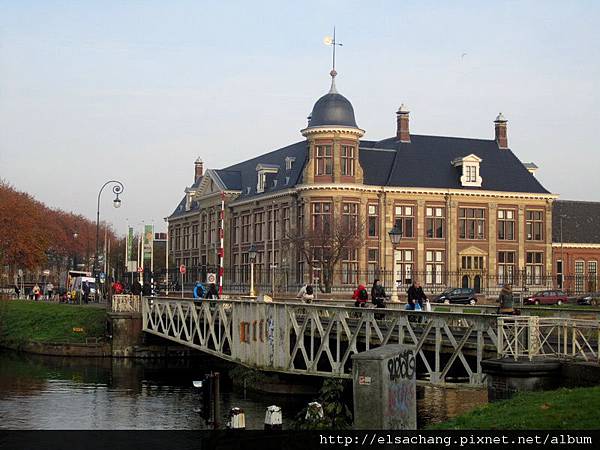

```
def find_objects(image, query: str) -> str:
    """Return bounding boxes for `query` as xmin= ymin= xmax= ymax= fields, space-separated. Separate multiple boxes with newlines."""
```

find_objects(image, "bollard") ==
xmin=227 ymin=407 xmax=246 ymax=430
xmin=264 ymin=405 xmax=282 ymax=430
xmin=304 ymin=401 xmax=324 ymax=424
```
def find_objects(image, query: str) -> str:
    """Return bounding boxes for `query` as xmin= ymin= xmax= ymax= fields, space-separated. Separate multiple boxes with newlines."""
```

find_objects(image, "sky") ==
xmin=1 ymin=1 xmax=599 ymax=234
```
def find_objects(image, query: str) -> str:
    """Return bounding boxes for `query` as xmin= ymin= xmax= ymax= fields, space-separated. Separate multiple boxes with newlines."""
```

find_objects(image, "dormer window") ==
xmin=285 ymin=156 xmax=296 ymax=171
xmin=184 ymin=187 xmax=196 ymax=211
xmin=256 ymin=163 xmax=279 ymax=194
xmin=452 ymin=154 xmax=483 ymax=187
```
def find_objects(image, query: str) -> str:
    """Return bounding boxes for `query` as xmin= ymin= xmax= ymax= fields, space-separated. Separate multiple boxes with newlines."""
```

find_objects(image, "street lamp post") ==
xmin=72 ymin=232 xmax=79 ymax=270
xmin=95 ymin=180 xmax=124 ymax=307
xmin=388 ymin=225 xmax=403 ymax=303
xmin=248 ymin=244 xmax=257 ymax=297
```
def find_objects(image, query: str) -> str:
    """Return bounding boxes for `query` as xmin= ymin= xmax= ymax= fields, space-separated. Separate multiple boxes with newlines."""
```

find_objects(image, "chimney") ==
xmin=396 ymin=104 xmax=411 ymax=143
xmin=194 ymin=157 xmax=204 ymax=182
xmin=494 ymin=113 xmax=508 ymax=149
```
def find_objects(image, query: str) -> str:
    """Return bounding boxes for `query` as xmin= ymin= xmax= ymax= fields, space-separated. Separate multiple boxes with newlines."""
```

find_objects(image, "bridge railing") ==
xmin=142 ymin=297 xmax=500 ymax=386
xmin=111 ymin=294 xmax=141 ymax=313
xmin=498 ymin=316 xmax=599 ymax=362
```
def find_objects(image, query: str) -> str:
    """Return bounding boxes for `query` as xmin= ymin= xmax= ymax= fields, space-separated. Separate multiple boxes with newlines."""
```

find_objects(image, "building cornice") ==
xmin=295 ymin=183 xmax=558 ymax=200
xmin=300 ymin=125 xmax=365 ymax=138
xmin=168 ymin=190 xmax=240 ymax=222
xmin=228 ymin=188 xmax=297 ymax=207
xmin=551 ymin=242 xmax=600 ymax=249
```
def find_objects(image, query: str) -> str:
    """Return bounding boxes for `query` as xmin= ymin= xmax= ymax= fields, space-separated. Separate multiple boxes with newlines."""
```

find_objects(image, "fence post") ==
xmin=497 ymin=317 xmax=504 ymax=358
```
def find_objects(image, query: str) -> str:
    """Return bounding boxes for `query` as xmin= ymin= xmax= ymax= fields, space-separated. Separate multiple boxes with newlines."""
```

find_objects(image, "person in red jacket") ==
xmin=112 ymin=280 xmax=124 ymax=295
xmin=352 ymin=284 xmax=369 ymax=307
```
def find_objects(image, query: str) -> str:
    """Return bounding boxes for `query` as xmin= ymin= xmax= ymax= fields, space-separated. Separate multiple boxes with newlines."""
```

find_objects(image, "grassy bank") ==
xmin=0 ymin=300 xmax=106 ymax=345
xmin=429 ymin=386 xmax=600 ymax=430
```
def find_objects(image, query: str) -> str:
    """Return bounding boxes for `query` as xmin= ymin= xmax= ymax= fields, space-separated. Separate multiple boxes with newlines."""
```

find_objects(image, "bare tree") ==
xmin=286 ymin=212 xmax=365 ymax=293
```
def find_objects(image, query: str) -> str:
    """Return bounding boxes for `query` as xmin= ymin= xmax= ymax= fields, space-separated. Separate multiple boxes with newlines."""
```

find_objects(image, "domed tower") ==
xmin=301 ymin=70 xmax=365 ymax=185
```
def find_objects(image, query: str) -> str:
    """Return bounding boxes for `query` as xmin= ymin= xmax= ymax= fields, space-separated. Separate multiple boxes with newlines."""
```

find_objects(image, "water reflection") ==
xmin=0 ymin=350 xmax=487 ymax=429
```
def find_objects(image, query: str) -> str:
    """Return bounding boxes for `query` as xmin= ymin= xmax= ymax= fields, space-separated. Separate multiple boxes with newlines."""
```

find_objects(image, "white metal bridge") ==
xmin=141 ymin=297 xmax=599 ymax=387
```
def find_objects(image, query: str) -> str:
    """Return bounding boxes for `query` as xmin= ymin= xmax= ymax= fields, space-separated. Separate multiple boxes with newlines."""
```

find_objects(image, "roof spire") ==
xmin=324 ymin=26 xmax=343 ymax=94
xmin=329 ymin=69 xmax=338 ymax=94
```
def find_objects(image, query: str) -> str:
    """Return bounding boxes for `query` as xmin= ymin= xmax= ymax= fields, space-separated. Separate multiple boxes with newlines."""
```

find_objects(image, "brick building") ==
xmin=552 ymin=200 xmax=600 ymax=294
xmin=167 ymin=71 xmax=557 ymax=296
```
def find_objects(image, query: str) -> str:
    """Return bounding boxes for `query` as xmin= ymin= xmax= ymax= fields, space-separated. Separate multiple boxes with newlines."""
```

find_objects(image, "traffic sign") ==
xmin=207 ymin=273 xmax=216 ymax=284
xmin=179 ymin=264 xmax=186 ymax=274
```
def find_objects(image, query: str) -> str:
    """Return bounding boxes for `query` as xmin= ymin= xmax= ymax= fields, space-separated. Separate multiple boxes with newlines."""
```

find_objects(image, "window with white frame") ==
xmin=368 ymin=204 xmax=379 ymax=237
xmin=341 ymin=145 xmax=355 ymax=176
xmin=342 ymin=249 xmax=358 ymax=285
xmin=498 ymin=251 xmax=516 ymax=285
xmin=526 ymin=210 xmax=544 ymax=241
xmin=256 ymin=164 xmax=279 ymax=194
xmin=394 ymin=206 xmax=414 ymax=238
xmin=451 ymin=154 xmax=483 ymax=187
xmin=395 ymin=249 xmax=414 ymax=285
xmin=556 ymin=260 xmax=563 ymax=289
xmin=459 ymin=207 xmax=486 ymax=240
xmin=588 ymin=261 xmax=597 ymax=292
xmin=425 ymin=250 xmax=444 ymax=285
xmin=498 ymin=209 xmax=516 ymax=240
xmin=315 ymin=145 xmax=333 ymax=175
xmin=367 ymin=248 xmax=379 ymax=282
xmin=425 ymin=207 xmax=444 ymax=239
xmin=526 ymin=252 xmax=544 ymax=285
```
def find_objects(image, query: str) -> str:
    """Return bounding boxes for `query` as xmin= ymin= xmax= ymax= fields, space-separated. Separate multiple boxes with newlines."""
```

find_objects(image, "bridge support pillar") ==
xmin=108 ymin=312 xmax=143 ymax=357
xmin=481 ymin=358 xmax=561 ymax=402
xmin=352 ymin=344 xmax=417 ymax=430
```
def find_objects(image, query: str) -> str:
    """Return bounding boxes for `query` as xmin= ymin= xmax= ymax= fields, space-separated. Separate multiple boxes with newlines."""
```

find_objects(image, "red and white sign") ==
xmin=206 ymin=273 xmax=216 ymax=284
xmin=179 ymin=264 xmax=186 ymax=274
xmin=137 ymin=266 xmax=143 ymax=273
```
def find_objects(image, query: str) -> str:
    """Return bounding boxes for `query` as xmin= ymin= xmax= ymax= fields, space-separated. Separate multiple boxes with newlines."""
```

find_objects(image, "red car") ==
xmin=524 ymin=290 xmax=568 ymax=306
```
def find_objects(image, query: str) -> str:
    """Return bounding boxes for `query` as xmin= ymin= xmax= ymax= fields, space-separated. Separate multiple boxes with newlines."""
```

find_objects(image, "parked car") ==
xmin=576 ymin=292 xmax=600 ymax=306
xmin=523 ymin=290 xmax=568 ymax=306
xmin=432 ymin=288 xmax=477 ymax=305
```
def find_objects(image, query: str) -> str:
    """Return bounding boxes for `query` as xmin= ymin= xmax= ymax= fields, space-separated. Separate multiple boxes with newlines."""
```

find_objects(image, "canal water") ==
xmin=0 ymin=350 xmax=487 ymax=429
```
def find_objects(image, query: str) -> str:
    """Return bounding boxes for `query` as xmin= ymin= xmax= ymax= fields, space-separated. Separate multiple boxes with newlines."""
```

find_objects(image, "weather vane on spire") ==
xmin=323 ymin=26 xmax=343 ymax=79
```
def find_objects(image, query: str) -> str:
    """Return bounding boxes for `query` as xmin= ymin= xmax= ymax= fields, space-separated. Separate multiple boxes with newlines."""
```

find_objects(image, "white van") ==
xmin=71 ymin=276 xmax=97 ymax=302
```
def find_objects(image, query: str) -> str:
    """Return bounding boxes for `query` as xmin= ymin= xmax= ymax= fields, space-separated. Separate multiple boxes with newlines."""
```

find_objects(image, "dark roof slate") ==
xmin=308 ymin=92 xmax=358 ymax=128
xmin=383 ymin=135 xmax=549 ymax=193
xmin=221 ymin=140 xmax=307 ymax=199
xmin=552 ymin=200 xmax=600 ymax=244
xmin=168 ymin=175 xmax=204 ymax=218
xmin=170 ymin=133 xmax=551 ymax=218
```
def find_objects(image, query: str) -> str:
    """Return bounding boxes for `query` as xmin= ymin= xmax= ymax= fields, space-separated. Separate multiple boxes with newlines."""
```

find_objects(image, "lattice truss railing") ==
xmin=282 ymin=304 xmax=498 ymax=385
xmin=143 ymin=298 xmax=235 ymax=360
xmin=499 ymin=316 xmax=599 ymax=362
xmin=142 ymin=298 xmax=499 ymax=385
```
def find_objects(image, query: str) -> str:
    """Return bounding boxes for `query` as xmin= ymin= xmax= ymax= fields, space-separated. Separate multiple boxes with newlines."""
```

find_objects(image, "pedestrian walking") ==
xmin=407 ymin=280 xmax=427 ymax=310
xmin=205 ymin=283 xmax=219 ymax=300
xmin=131 ymin=280 xmax=142 ymax=297
xmin=14 ymin=284 xmax=20 ymax=299
xmin=112 ymin=280 xmax=124 ymax=295
xmin=46 ymin=282 xmax=54 ymax=300
xmin=352 ymin=283 xmax=369 ymax=307
xmin=32 ymin=284 xmax=41 ymax=301
xmin=297 ymin=284 xmax=314 ymax=304
xmin=82 ymin=281 xmax=90 ymax=304
xmin=498 ymin=284 xmax=515 ymax=315
xmin=371 ymin=279 xmax=387 ymax=309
